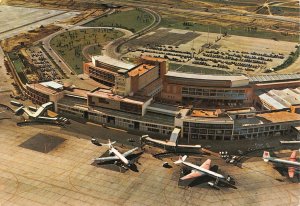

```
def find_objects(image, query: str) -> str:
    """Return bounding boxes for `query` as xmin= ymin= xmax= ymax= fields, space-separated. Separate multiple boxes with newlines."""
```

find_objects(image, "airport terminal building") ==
xmin=24 ymin=56 xmax=300 ymax=141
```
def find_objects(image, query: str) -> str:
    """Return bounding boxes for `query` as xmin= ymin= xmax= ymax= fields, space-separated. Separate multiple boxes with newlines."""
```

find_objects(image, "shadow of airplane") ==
xmin=93 ymin=151 xmax=143 ymax=173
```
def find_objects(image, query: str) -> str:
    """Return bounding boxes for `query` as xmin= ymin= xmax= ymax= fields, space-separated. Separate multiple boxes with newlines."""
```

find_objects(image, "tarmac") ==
xmin=0 ymin=109 xmax=299 ymax=206
xmin=0 ymin=5 xmax=79 ymax=40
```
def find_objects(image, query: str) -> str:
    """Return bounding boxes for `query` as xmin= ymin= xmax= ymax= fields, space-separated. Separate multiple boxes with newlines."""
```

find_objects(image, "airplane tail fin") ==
xmin=288 ymin=167 xmax=295 ymax=178
xmin=263 ymin=151 xmax=270 ymax=162
xmin=289 ymin=150 xmax=297 ymax=162
xmin=101 ymin=139 xmax=116 ymax=148
xmin=174 ymin=155 xmax=187 ymax=164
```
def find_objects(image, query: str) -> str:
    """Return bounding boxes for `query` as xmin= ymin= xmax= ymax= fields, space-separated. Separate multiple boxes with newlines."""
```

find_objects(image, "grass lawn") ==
xmin=160 ymin=17 xmax=299 ymax=42
xmin=7 ymin=52 xmax=28 ymax=84
xmin=84 ymin=9 xmax=154 ymax=33
xmin=87 ymin=45 xmax=102 ymax=56
xmin=50 ymin=28 xmax=123 ymax=74
xmin=169 ymin=63 xmax=232 ymax=75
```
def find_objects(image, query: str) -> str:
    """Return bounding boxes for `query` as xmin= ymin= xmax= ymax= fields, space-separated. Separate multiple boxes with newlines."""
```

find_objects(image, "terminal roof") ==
xmin=165 ymin=71 xmax=248 ymax=81
xmin=249 ymin=74 xmax=300 ymax=83
xmin=40 ymin=81 xmax=63 ymax=90
xmin=92 ymin=55 xmax=136 ymax=70
xmin=89 ymin=89 xmax=150 ymax=105
xmin=128 ymin=64 xmax=155 ymax=77
xmin=27 ymin=83 xmax=59 ymax=95
xmin=257 ymin=111 xmax=300 ymax=123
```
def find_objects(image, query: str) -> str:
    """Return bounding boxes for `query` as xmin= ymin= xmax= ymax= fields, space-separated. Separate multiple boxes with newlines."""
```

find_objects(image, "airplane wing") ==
xmin=94 ymin=156 xmax=119 ymax=162
xmin=180 ymin=160 xmax=212 ymax=180
xmin=122 ymin=147 xmax=139 ymax=157
xmin=180 ymin=170 xmax=204 ymax=180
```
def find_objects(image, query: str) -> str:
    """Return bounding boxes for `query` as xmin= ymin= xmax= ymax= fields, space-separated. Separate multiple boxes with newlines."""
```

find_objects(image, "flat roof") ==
xmin=27 ymin=83 xmax=59 ymax=95
xmin=92 ymin=55 xmax=136 ymax=70
xmin=257 ymin=111 xmax=300 ymax=123
xmin=259 ymin=93 xmax=287 ymax=109
xmin=249 ymin=74 xmax=300 ymax=83
xmin=128 ymin=64 xmax=155 ymax=77
xmin=66 ymin=89 xmax=89 ymax=98
xmin=40 ymin=81 xmax=63 ymax=90
xmin=191 ymin=109 xmax=219 ymax=118
xmin=89 ymin=89 xmax=149 ymax=105
xmin=165 ymin=71 xmax=248 ymax=82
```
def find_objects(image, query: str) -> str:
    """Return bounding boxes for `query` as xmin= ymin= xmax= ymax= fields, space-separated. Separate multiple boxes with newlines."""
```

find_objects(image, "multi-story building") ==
xmin=87 ymin=88 xmax=152 ymax=116
xmin=26 ymin=81 xmax=64 ymax=110
xmin=24 ymin=55 xmax=300 ymax=141
xmin=161 ymin=71 xmax=252 ymax=107
xmin=83 ymin=55 xmax=168 ymax=97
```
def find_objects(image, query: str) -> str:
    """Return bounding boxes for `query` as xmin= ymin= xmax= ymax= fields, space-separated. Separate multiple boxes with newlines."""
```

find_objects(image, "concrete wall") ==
xmin=138 ymin=66 xmax=159 ymax=90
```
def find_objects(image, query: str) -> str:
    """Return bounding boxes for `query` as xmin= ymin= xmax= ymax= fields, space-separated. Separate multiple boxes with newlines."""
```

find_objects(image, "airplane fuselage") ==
xmin=182 ymin=161 xmax=225 ymax=179
xmin=265 ymin=158 xmax=300 ymax=167
xmin=109 ymin=147 xmax=130 ymax=165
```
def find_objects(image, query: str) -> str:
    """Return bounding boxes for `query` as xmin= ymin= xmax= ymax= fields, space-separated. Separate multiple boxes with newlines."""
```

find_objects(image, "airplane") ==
xmin=91 ymin=138 xmax=139 ymax=169
xmin=263 ymin=150 xmax=300 ymax=178
xmin=174 ymin=155 xmax=236 ymax=190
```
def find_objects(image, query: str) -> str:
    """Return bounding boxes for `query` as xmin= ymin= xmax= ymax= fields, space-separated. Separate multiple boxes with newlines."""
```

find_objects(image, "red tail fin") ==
xmin=289 ymin=150 xmax=297 ymax=162
xmin=288 ymin=167 xmax=295 ymax=178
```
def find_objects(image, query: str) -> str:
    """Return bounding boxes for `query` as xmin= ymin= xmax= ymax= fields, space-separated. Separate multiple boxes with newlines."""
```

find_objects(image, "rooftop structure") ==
xmin=128 ymin=64 xmax=155 ymax=77
xmin=165 ymin=71 xmax=249 ymax=87
xmin=27 ymin=83 xmax=61 ymax=95
xmin=40 ymin=81 xmax=63 ymax=90
xmin=249 ymin=74 xmax=300 ymax=83
xmin=257 ymin=111 xmax=300 ymax=123
xmin=190 ymin=109 xmax=220 ymax=118
xmin=89 ymin=89 xmax=147 ymax=106
xmin=92 ymin=55 xmax=136 ymax=72
xmin=257 ymin=87 xmax=300 ymax=110
xmin=259 ymin=93 xmax=287 ymax=110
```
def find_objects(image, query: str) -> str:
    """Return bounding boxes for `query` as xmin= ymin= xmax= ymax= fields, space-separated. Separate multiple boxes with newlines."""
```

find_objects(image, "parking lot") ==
xmin=26 ymin=46 xmax=65 ymax=81
xmin=125 ymin=27 xmax=298 ymax=75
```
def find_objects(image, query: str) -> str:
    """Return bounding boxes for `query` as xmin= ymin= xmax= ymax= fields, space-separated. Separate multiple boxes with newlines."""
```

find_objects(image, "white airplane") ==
xmin=91 ymin=138 xmax=139 ymax=168
xmin=263 ymin=150 xmax=300 ymax=178
xmin=174 ymin=155 xmax=236 ymax=189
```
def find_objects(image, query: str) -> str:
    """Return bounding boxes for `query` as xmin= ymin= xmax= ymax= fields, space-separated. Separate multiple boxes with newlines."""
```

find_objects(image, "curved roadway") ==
xmin=102 ymin=8 xmax=161 ymax=59
xmin=40 ymin=7 xmax=159 ymax=77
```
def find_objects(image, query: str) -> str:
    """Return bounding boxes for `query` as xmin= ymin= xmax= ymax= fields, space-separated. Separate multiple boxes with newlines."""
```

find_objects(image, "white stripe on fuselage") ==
xmin=267 ymin=158 xmax=300 ymax=167
xmin=182 ymin=161 xmax=225 ymax=179
xmin=110 ymin=147 xmax=129 ymax=165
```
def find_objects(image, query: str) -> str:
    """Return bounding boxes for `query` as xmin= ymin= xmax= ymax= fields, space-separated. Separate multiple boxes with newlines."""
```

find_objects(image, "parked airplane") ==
xmin=263 ymin=150 xmax=300 ymax=178
xmin=174 ymin=155 xmax=236 ymax=189
xmin=91 ymin=138 xmax=139 ymax=169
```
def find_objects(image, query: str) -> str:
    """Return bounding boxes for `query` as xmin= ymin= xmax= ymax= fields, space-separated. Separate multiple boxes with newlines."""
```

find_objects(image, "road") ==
xmin=103 ymin=8 xmax=161 ymax=59
xmin=0 ymin=46 xmax=14 ymax=94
